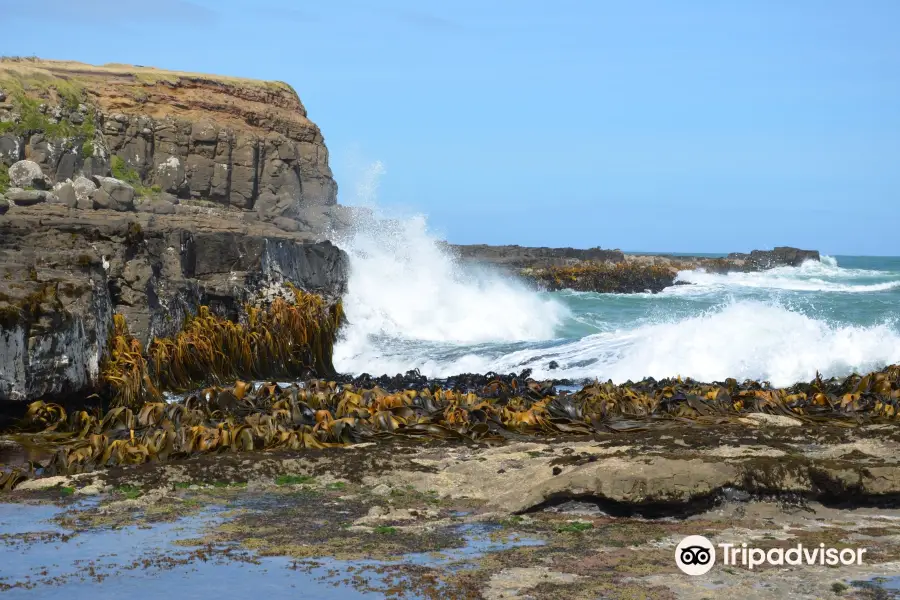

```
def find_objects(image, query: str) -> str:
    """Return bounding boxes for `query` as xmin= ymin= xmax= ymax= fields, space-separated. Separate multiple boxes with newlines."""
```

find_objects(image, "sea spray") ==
xmin=332 ymin=211 xmax=568 ymax=373
xmin=331 ymin=162 xmax=900 ymax=385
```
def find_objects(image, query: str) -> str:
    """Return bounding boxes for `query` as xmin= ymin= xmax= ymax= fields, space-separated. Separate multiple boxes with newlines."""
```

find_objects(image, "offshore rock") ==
xmin=727 ymin=246 xmax=820 ymax=269
xmin=448 ymin=244 xmax=625 ymax=269
xmin=453 ymin=244 xmax=821 ymax=294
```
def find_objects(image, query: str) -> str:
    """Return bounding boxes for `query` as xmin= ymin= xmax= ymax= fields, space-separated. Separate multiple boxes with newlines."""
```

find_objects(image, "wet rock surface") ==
xmin=1 ymin=425 xmax=899 ymax=599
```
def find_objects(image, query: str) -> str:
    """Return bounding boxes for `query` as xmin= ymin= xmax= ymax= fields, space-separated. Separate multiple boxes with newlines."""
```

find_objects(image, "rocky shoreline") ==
xmin=0 ymin=58 xmax=897 ymax=600
xmin=2 ymin=415 xmax=899 ymax=599
xmin=450 ymin=244 xmax=821 ymax=293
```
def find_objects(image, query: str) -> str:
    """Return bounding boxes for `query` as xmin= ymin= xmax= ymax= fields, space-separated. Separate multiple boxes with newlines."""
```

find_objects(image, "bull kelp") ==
xmin=101 ymin=285 xmax=344 ymax=408
xmin=522 ymin=262 xmax=677 ymax=294
xmin=3 ymin=364 xmax=899 ymax=490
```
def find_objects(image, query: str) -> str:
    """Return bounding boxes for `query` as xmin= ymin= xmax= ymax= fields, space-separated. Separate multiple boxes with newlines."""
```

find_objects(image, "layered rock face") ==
xmin=0 ymin=59 xmax=349 ymax=405
xmin=0 ymin=58 xmax=344 ymax=229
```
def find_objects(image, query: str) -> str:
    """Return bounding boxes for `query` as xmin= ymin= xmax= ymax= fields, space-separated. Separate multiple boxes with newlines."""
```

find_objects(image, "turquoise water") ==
xmin=334 ymin=229 xmax=900 ymax=387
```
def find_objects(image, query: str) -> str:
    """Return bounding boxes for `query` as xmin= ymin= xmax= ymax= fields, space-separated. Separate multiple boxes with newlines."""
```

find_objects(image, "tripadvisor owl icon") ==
xmin=675 ymin=535 xmax=716 ymax=575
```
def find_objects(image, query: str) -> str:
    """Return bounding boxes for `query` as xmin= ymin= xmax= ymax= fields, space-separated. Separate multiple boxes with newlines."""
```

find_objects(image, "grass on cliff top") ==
xmin=1 ymin=57 xmax=296 ymax=95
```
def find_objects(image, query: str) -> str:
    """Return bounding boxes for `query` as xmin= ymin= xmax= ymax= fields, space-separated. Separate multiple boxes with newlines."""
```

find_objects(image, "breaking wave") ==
xmin=331 ymin=212 xmax=568 ymax=373
xmin=674 ymin=256 xmax=900 ymax=294
xmin=330 ymin=162 xmax=900 ymax=386
xmin=481 ymin=300 xmax=900 ymax=386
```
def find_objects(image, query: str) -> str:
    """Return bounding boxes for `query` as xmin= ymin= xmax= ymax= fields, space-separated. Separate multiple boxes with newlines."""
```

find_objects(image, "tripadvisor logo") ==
xmin=675 ymin=535 xmax=867 ymax=575
xmin=675 ymin=535 xmax=716 ymax=575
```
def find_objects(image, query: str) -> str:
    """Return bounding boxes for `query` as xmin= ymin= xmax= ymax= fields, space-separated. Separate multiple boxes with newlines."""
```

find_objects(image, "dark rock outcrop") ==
xmin=453 ymin=245 xmax=821 ymax=294
xmin=447 ymin=244 xmax=625 ymax=269
xmin=0 ymin=205 xmax=347 ymax=404
xmin=727 ymin=247 xmax=821 ymax=269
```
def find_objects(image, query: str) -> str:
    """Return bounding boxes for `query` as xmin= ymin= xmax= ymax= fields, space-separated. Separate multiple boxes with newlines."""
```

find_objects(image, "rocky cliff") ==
xmin=0 ymin=58 xmax=349 ymax=407
xmin=0 ymin=58 xmax=346 ymax=224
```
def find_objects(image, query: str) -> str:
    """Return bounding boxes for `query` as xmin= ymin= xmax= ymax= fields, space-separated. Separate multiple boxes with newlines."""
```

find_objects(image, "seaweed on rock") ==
xmin=3 ymin=363 xmax=900 ymax=489
xmin=102 ymin=285 xmax=344 ymax=409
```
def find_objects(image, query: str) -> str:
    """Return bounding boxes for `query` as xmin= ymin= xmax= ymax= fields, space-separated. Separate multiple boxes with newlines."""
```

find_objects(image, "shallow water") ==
xmin=331 ymin=215 xmax=900 ymax=386
xmin=0 ymin=503 xmax=543 ymax=599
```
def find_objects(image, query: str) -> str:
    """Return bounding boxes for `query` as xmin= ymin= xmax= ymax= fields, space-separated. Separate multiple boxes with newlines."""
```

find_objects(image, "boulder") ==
xmin=91 ymin=176 xmax=135 ymax=211
xmin=0 ymin=135 xmax=23 ymax=166
xmin=54 ymin=183 xmax=78 ymax=208
xmin=7 ymin=189 xmax=51 ymax=206
xmin=72 ymin=176 xmax=98 ymax=206
xmin=8 ymin=160 xmax=50 ymax=190
xmin=0 ymin=195 xmax=8 ymax=214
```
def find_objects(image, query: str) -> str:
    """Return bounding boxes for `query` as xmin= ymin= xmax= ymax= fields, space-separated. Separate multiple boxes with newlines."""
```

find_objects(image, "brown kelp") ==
xmin=3 ymin=364 xmax=899 ymax=490
xmin=523 ymin=262 xmax=677 ymax=294
xmin=100 ymin=285 xmax=343 ymax=409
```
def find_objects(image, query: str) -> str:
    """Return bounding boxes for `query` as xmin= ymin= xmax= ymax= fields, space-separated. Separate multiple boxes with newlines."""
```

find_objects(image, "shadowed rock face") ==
xmin=0 ymin=204 xmax=347 ymax=406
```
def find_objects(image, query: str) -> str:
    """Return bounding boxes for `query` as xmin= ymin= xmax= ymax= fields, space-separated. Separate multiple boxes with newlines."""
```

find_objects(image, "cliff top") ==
xmin=0 ymin=57 xmax=310 ymax=132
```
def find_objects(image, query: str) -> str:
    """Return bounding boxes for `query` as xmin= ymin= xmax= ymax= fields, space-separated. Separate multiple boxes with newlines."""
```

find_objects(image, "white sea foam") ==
xmin=331 ymin=212 xmax=568 ymax=373
xmin=674 ymin=255 xmax=900 ymax=294
xmin=483 ymin=300 xmax=900 ymax=385
xmin=330 ymin=163 xmax=899 ymax=385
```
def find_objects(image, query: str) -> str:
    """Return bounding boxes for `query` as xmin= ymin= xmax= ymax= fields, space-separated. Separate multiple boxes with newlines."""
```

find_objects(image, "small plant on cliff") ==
xmin=0 ymin=79 xmax=96 ymax=140
xmin=111 ymin=155 xmax=141 ymax=185
xmin=111 ymin=155 xmax=156 ymax=196
xmin=80 ymin=140 xmax=94 ymax=159
xmin=0 ymin=164 xmax=9 ymax=194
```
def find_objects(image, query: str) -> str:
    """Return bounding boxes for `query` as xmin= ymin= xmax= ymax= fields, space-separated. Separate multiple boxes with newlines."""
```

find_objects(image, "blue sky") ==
xmin=2 ymin=0 xmax=898 ymax=255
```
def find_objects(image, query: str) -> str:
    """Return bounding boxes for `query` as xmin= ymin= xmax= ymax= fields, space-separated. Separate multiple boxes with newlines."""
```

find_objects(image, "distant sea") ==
xmin=331 ymin=215 xmax=900 ymax=386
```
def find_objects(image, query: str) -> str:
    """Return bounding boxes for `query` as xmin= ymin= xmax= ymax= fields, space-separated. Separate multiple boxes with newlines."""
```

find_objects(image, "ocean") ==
xmin=332 ymin=215 xmax=900 ymax=387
